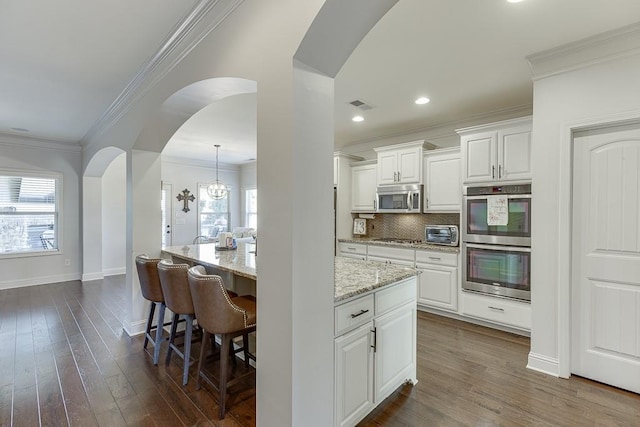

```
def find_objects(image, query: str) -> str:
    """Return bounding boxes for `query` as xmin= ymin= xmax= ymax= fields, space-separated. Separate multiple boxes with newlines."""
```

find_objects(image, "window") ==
xmin=198 ymin=184 xmax=229 ymax=238
xmin=0 ymin=171 xmax=60 ymax=255
xmin=245 ymin=188 xmax=257 ymax=229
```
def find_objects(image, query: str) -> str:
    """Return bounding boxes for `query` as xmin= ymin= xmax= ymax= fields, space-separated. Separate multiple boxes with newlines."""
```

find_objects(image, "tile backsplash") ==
xmin=352 ymin=213 xmax=460 ymax=240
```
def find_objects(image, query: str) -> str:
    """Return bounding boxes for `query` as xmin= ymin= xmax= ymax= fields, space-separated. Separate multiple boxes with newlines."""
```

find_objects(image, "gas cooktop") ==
xmin=372 ymin=238 xmax=422 ymax=244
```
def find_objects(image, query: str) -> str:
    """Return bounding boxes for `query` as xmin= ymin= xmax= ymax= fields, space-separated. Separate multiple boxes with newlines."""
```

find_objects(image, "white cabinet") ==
xmin=367 ymin=245 xmax=414 ymax=266
xmin=458 ymin=117 xmax=532 ymax=184
xmin=335 ymin=323 xmax=374 ymax=427
xmin=351 ymin=162 xmax=377 ymax=212
xmin=374 ymin=141 xmax=423 ymax=186
xmin=423 ymin=147 xmax=461 ymax=212
xmin=334 ymin=278 xmax=417 ymax=427
xmin=416 ymin=249 xmax=459 ymax=312
xmin=338 ymin=242 xmax=367 ymax=260
xmin=461 ymin=291 xmax=531 ymax=331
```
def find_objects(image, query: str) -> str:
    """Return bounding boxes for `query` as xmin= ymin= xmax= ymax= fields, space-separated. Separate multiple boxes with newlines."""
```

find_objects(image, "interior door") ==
xmin=161 ymin=183 xmax=173 ymax=247
xmin=572 ymin=123 xmax=640 ymax=393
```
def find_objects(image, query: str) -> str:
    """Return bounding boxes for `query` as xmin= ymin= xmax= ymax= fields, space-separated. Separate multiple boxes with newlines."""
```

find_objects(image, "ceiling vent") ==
xmin=348 ymin=99 xmax=374 ymax=111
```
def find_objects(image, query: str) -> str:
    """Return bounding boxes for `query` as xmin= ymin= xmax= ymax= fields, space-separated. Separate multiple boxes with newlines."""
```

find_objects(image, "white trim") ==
xmin=0 ymin=273 xmax=81 ymax=291
xmin=162 ymin=155 xmax=240 ymax=171
xmin=527 ymin=22 xmax=640 ymax=81
xmin=416 ymin=305 xmax=531 ymax=337
xmin=123 ymin=319 xmax=148 ymax=337
xmin=455 ymin=115 xmax=533 ymax=135
xmin=0 ymin=133 xmax=82 ymax=152
xmin=527 ymin=352 xmax=560 ymax=377
xmin=82 ymin=0 xmax=244 ymax=145
xmin=104 ymin=267 xmax=126 ymax=277
xmin=557 ymin=109 xmax=640 ymax=379
xmin=82 ymin=272 xmax=104 ymax=281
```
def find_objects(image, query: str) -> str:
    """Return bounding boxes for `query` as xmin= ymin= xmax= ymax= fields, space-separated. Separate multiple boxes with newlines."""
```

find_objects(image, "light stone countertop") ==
xmin=162 ymin=242 xmax=257 ymax=280
xmin=163 ymin=243 xmax=418 ymax=303
xmin=338 ymin=237 xmax=460 ymax=253
xmin=334 ymin=257 xmax=418 ymax=303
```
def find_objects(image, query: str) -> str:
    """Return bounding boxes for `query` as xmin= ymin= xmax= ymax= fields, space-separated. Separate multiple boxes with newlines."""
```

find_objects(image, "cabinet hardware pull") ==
xmin=397 ymin=171 xmax=401 ymax=181
xmin=351 ymin=309 xmax=369 ymax=318
xmin=374 ymin=199 xmax=377 ymax=210
xmin=428 ymin=256 xmax=441 ymax=261
xmin=492 ymin=165 xmax=495 ymax=179
xmin=488 ymin=306 xmax=504 ymax=312
xmin=371 ymin=327 xmax=377 ymax=352
xmin=347 ymin=247 xmax=356 ymax=251
xmin=499 ymin=165 xmax=502 ymax=179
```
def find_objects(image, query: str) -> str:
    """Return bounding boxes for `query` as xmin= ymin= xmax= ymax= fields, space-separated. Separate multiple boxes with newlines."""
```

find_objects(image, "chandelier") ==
xmin=207 ymin=144 xmax=228 ymax=200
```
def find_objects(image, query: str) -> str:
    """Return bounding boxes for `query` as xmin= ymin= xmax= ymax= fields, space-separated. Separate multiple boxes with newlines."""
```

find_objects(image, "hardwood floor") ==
xmin=1 ymin=277 xmax=638 ymax=426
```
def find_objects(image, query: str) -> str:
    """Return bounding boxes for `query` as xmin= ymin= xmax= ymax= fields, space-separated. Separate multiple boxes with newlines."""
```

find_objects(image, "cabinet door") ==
xmin=498 ymin=126 xmax=531 ymax=181
xmin=396 ymin=147 xmax=422 ymax=184
xmin=373 ymin=302 xmax=416 ymax=403
xmin=424 ymin=150 xmax=461 ymax=212
xmin=335 ymin=323 xmax=374 ymax=427
xmin=463 ymin=131 xmax=497 ymax=183
xmin=351 ymin=165 xmax=377 ymax=212
xmin=377 ymin=151 xmax=398 ymax=185
xmin=417 ymin=263 xmax=458 ymax=312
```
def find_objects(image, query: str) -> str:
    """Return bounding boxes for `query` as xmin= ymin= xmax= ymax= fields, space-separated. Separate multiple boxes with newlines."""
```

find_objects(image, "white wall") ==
xmin=102 ymin=153 xmax=126 ymax=275
xmin=0 ymin=138 xmax=82 ymax=289
xmin=161 ymin=157 xmax=240 ymax=246
xmin=82 ymin=176 xmax=102 ymax=280
xmin=529 ymin=52 xmax=640 ymax=376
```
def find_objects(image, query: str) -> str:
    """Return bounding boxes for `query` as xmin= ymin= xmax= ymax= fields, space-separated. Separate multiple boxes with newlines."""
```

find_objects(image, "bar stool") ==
xmin=187 ymin=265 xmax=256 ymax=420
xmin=157 ymin=259 xmax=197 ymax=385
xmin=135 ymin=254 xmax=166 ymax=365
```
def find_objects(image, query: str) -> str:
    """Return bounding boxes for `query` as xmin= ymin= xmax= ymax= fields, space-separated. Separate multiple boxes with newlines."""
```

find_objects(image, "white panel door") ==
xmin=161 ymin=183 xmax=172 ymax=247
xmin=396 ymin=147 xmax=421 ymax=184
xmin=377 ymin=151 xmax=397 ymax=185
xmin=572 ymin=124 xmax=640 ymax=394
xmin=351 ymin=165 xmax=377 ymax=212
xmin=498 ymin=125 xmax=531 ymax=181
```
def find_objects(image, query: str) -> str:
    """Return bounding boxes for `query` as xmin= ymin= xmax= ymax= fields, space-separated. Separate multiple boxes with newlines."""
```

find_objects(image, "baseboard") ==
xmin=0 ymin=272 xmax=82 ymax=290
xmin=124 ymin=319 xmax=148 ymax=337
xmin=527 ymin=352 xmax=560 ymax=377
xmin=82 ymin=272 xmax=104 ymax=281
xmin=104 ymin=267 xmax=126 ymax=276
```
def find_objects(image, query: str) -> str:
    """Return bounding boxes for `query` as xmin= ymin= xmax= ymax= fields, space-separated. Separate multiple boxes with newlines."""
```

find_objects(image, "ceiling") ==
xmin=2 ymin=1 xmax=640 ymax=164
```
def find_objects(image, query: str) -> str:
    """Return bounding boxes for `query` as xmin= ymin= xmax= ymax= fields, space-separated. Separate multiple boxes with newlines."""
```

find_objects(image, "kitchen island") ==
xmin=163 ymin=243 xmax=418 ymax=427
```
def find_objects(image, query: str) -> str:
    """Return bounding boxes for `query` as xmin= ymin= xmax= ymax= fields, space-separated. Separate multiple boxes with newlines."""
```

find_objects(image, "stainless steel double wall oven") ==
xmin=462 ymin=183 xmax=532 ymax=301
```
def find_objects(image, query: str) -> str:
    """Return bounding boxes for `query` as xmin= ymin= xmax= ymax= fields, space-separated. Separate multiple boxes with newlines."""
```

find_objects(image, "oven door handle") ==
xmin=464 ymin=243 xmax=531 ymax=252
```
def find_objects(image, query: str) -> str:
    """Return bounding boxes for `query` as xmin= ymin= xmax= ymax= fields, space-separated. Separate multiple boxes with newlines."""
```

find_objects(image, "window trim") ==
xmin=0 ymin=168 xmax=63 ymax=259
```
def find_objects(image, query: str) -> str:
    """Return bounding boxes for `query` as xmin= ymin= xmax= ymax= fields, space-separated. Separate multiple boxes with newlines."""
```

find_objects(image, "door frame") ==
xmin=557 ymin=110 xmax=640 ymax=378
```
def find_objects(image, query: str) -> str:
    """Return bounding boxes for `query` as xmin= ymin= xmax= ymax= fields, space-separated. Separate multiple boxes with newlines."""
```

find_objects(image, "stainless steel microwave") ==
xmin=376 ymin=184 xmax=423 ymax=213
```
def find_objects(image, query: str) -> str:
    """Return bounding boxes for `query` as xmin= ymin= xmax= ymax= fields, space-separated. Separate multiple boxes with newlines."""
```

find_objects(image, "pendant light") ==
xmin=207 ymin=144 xmax=228 ymax=200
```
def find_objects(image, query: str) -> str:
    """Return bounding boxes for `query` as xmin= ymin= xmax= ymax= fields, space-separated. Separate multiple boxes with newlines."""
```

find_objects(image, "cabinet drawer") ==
xmin=339 ymin=242 xmax=367 ymax=256
xmin=367 ymin=245 xmax=414 ymax=262
xmin=375 ymin=278 xmax=417 ymax=316
xmin=461 ymin=292 xmax=530 ymax=330
xmin=335 ymin=294 xmax=375 ymax=336
xmin=415 ymin=250 xmax=457 ymax=267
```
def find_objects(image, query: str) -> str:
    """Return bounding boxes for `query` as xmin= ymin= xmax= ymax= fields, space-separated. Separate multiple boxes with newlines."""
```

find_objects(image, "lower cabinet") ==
xmin=334 ymin=278 xmax=417 ymax=427
xmin=416 ymin=249 xmax=459 ymax=312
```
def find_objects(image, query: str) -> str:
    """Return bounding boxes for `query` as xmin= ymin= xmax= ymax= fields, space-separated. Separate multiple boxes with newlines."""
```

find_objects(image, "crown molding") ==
xmin=162 ymin=155 xmax=240 ymax=171
xmin=81 ymin=0 xmax=244 ymax=145
xmin=527 ymin=21 xmax=640 ymax=81
xmin=0 ymin=132 xmax=82 ymax=153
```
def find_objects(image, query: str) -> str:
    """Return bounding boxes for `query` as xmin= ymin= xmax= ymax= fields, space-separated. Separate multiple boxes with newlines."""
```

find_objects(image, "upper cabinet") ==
xmin=351 ymin=161 xmax=377 ymax=212
xmin=423 ymin=147 xmax=461 ymax=212
xmin=374 ymin=141 xmax=424 ymax=186
xmin=457 ymin=117 xmax=532 ymax=184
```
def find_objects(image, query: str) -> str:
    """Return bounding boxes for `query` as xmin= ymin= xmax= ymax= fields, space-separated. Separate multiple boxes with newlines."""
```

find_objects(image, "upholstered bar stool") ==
xmin=187 ymin=265 xmax=256 ymax=420
xmin=135 ymin=254 xmax=167 ymax=365
xmin=157 ymin=259 xmax=197 ymax=385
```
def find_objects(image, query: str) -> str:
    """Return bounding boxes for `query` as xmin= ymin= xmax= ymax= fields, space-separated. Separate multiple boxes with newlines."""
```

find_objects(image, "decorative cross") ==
xmin=176 ymin=188 xmax=195 ymax=213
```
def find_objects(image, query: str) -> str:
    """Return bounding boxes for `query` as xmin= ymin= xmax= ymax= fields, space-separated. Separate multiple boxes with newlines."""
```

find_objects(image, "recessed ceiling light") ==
xmin=507 ymin=0 xmax=525 ymax=3
xmin=415 ymin=97 xmax=430 ymax=105
xmin=352 ymin=115 xmax=364 ymax=122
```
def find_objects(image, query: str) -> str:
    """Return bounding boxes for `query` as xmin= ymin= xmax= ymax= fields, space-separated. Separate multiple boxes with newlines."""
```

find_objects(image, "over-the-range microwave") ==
xmin=376 ymin=184 xmax=423 ymax=213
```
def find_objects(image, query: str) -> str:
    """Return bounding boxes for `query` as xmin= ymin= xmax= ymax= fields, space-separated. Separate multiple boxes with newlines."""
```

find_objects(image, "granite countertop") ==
xmin=334 ymin=257 xmax=418 ymax=303
xmin=162 ymin=242 xmax=257 ymax=280
xmin=338 ymin=237 xmax=460 ymax=253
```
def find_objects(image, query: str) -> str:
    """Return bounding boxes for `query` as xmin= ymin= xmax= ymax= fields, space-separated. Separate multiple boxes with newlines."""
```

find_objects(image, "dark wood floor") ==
xmin=1 ymin=277 xmax=639 ymax=426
